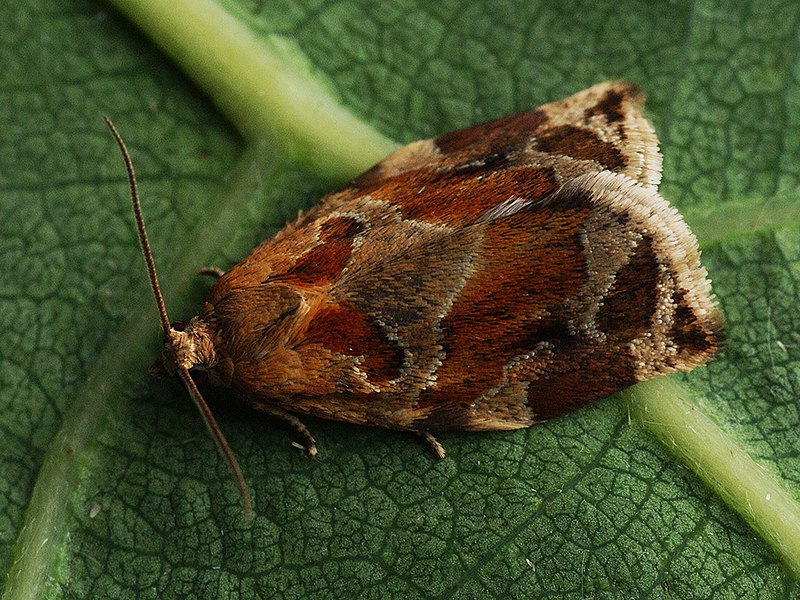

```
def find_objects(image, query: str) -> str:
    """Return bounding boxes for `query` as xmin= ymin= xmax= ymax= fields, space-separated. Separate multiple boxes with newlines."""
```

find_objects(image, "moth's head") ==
xmin=105 ymin=117 xmax=252 ymax=521
xmin=149 ymin=318 xmax=218 ymax=379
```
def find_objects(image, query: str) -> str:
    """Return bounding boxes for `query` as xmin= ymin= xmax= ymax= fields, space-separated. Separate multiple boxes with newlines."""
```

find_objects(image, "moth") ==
xmin=107 ymin=81 xmax=723 ymax=519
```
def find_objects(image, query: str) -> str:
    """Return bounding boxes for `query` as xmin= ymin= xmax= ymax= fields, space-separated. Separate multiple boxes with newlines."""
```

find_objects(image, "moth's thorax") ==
xmin=163 ymin=318 xmax=218 ymax=373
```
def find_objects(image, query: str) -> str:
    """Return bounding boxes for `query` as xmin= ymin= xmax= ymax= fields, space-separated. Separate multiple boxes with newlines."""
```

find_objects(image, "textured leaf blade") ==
xmin=3 ymin=0 xmax=800 ymax=598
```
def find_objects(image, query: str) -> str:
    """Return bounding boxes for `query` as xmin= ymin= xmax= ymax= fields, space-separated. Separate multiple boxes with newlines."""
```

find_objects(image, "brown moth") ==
xmin=107 ymin=81 xmax=723 ymax=519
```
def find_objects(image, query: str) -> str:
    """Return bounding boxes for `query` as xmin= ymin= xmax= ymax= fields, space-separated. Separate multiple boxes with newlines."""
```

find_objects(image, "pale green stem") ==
xmin=624 ymin=378 xmax=800 ymax=579
xmin=106 ymin=0 xmax=398 ymax=180
xmin=684 ymin=191 xmax=800 ymax=247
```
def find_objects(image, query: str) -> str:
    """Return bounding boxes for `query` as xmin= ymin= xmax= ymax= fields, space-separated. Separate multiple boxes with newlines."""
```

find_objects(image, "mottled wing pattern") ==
xmin=205 ymin=81 xmax=722 ymax=432
xmin=296 ymin=79 xmax=662 ymax=227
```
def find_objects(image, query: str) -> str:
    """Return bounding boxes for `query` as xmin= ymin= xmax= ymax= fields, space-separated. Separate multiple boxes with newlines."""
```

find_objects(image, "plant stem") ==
xmin=106 ymin=0 xmax=398 ymax=180
xmin=624 ymin=378 xmax=800 ymax=578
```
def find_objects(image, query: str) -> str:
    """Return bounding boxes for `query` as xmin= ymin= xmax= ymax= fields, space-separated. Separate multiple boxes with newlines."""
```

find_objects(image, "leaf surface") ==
xmin=2 ymin=0 xmax=800 ymax=598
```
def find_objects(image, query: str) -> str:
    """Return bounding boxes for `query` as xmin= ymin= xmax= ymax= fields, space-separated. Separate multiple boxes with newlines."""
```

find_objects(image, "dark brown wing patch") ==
xmin=534 ymin=125 xmax=626 ymax=171
xmin=434 ymin=109 xmax=549 ymax=154
xmin=304 ymin=303 xmax=404 ymax=384
xmin=279 ymin=216 xmax=364 ymax=286
xmin=584 ymin=86 xmax=627 ymax=124
xmin=595 ymin=234 xmax=661 ymax=339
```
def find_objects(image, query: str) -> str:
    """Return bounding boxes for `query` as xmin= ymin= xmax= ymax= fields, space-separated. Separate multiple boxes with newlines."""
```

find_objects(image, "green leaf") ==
xmin=3 ymin=0 xmax=800 ymax=598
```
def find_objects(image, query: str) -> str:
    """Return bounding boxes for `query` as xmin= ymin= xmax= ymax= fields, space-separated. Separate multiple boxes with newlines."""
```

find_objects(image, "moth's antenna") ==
xmin=178 ymin=365 xmax=253 ymax=521
xmin=104 ymin=117 xmax=170 ymax=335
xmin=105 ymin=118 xmax=253 ymax=522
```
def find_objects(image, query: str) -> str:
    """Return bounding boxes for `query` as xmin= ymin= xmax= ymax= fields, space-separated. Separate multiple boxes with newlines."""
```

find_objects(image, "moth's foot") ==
xmin=262 ymin=406 xmax=318 ymax=458
xmin=198 ymin=267 xmax=225 ymax=279
xmin=301 ymin=435 xmax=318 ymax=459
xmin=419 ymin=431 xmax=447 ymax=460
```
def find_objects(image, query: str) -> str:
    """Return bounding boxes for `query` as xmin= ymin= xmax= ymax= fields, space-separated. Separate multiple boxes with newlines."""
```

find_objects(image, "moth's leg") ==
xmin=198 ymin=267 xmax=225 ymax=279
xmin=419 ymin=431 xmax=447 ymax=460
xmin=260 ymin=405 xmax=318 ymax=458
